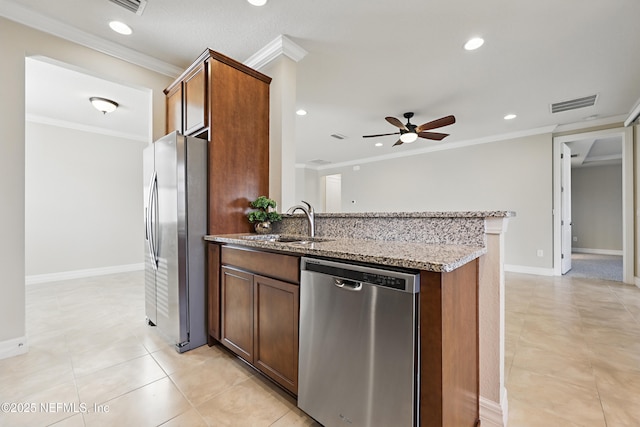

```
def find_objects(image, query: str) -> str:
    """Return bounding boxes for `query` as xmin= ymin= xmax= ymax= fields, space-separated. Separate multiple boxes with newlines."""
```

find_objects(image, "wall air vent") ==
xmin=550 ymin=94 xmax=598 ymax=113
xmin=108 ymin=0 xmax=147 ymax=15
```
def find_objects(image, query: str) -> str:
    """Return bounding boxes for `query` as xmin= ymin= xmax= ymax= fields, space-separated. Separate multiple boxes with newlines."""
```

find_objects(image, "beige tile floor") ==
xmin=1 ymin=270 xmax=639 ymax=426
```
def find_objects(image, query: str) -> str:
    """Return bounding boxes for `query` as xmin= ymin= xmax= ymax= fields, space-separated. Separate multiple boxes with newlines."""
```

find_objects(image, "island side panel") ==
xmin=207 ymin=243 xmax=221 ymax=342
xmin=420 ymin=259 xmax=479 ymax=427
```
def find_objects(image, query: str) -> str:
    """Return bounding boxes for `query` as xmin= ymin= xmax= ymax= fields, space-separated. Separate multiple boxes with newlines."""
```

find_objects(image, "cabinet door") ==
xmin=253 ymin=274 xmax=299 ymax=394
xmin=165 ymin=83 xmax=182 ymax=134
xmin=221 ymin=267 xmax=254 ymax=362
xmin=183 ymin=61 xmax=207 ymax=136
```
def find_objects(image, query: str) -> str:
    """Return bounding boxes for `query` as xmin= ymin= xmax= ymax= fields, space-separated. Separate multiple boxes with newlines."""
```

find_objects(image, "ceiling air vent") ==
xmin=550 ymin=94 xmax=598 ymax=113
xmin=108 ymin=0 xmax=147 ymax=15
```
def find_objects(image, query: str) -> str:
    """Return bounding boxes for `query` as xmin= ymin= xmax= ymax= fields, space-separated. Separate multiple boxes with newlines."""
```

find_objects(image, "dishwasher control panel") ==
xmin=302 ymin=258 xmax=419 ymax=293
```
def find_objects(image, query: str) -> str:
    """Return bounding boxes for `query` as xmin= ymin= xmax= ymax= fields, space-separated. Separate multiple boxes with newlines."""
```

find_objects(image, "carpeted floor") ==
xmin=566 ymin=253 xmax=623 ymax=282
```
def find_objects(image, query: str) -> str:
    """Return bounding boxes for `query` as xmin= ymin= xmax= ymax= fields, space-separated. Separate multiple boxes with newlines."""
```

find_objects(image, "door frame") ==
xmin=552 ymin=126 xmax=634 ymax=284
xmin=560 ymin=142 xmax=572 ymax=274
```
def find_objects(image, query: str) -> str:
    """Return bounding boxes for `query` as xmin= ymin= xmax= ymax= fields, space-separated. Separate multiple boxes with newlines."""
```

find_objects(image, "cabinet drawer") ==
xmin=221 ymin=246 xmax=299 ymax=284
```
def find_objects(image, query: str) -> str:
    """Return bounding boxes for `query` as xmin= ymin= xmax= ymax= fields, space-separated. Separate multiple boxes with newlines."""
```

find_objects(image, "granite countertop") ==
xmin=308 ymin=211 xmax=515 ymax=219
xmin=204 ymin=233 xmax=486 ymax=273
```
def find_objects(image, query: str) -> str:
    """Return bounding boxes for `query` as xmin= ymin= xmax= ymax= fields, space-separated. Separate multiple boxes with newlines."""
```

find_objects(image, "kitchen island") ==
xmin=205 ymin=211 xmax=514 ymax=427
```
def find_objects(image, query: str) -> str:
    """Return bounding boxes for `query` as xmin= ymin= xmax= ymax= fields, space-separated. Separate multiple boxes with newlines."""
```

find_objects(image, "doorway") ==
xmin=24 ymin=56 xmax=152 ymax=283
xmin=553 ymin=127 xmax=632 ymax=284
xmin=322 ymin=173 xmax=342 ymax=212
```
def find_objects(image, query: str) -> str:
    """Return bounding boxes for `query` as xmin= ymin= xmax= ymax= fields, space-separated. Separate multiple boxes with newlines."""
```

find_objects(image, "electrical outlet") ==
xmin=573 ymin=236 xmax=578 ymax=242
xmin=537 ymin=249 xmax=544 ymax=257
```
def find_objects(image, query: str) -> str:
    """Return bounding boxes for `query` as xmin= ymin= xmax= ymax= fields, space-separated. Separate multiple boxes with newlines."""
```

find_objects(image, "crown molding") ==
xmin=0 ymin=0 xmax=182 ymax=77
xmin=553 ymin=114 xmax=626 ymax=133
xmin=303 ymin=125 xmax=558 ymax=170
xmin=244 ymin=34 xmax=308 ymax=70
xmin=26 ymin=114 xmax=149 ymax=142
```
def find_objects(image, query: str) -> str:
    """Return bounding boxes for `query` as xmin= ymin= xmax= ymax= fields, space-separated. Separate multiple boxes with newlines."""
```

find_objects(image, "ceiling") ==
xmin=5 ymin=0 xmax=640 ymax=167
xmin=566 ymin=136 xmax=622 ymax=168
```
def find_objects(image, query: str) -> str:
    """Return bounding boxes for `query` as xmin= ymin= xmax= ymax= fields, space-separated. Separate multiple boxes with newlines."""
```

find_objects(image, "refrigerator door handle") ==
xmin=147 ymin=171 xmax=158 ymax=271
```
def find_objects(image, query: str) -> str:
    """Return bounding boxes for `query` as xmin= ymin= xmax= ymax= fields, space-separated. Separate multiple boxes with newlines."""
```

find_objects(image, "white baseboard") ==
xmin=572 ymin=248 xmax=623 ymax=256
xmin=480 ymin=390 xmax=508 ymax=427
xmin=25 ymin=263 xmax=144 ymax=285
xmin=0 ymin=336 xmax=28 ymax=360
xmin=504 ymin=264 xmax=554 ymax=276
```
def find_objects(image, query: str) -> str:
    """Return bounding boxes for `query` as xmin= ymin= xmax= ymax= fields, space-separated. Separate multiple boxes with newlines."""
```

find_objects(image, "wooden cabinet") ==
xmin=221 ymin=266 xmax=254 ymax=361
xmin=253 ymin=274 xmax=299 ymax=394
xmin=420 ymin=260 xmax=479 ymax=427
xmin=210 ymin=244 xmax=300 ymax=395
xmin=164 ymin=49 xmax=271 ymax=235
xmin=207 ymin=243 xmax=221 ymax=343
xmin=165 ymin=84 xmax=182 ymax=135
xmin=183 ymin=61 xmax=207 ymax=135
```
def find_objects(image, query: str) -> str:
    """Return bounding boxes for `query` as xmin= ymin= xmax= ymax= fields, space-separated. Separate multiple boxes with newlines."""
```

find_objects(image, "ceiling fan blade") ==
xmin=418 ymin=131 xmax=449 ymax=141
xmin=362 ymin=132 xmax=400 ymax=138
xmin=393 ymin=139 xmax=404 ymax=146
xmin=385 ymin=116 xmax=408 ymax=131
xmin=416 ymin=115 xmax=456 ymax=132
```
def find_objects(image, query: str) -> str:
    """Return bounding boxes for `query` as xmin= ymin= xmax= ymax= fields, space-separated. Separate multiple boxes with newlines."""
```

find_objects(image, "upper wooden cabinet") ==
xmin=165 ymin=84 xmax=182 ymax=135
xmin=183 ymin=61 xmax=207 ymax=136
xmin=164 ymin=49 xmax=272 ymax=235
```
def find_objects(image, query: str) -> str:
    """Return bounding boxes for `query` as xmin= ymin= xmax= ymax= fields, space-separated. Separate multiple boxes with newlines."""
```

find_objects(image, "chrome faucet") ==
xmin=286 ymin=200 xmax=315 ymax=238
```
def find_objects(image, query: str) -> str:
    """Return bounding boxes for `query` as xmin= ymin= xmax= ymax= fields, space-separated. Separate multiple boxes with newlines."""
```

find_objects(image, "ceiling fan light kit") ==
xmin=363 ymin=111 xmax=456 ymax=147
xmin=400 ymin=132 xmax=418 ymax=143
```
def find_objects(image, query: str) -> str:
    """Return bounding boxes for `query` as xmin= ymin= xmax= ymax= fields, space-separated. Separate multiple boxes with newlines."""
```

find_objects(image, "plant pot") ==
xmin=254 ymin=221 xmax=272 ymax=234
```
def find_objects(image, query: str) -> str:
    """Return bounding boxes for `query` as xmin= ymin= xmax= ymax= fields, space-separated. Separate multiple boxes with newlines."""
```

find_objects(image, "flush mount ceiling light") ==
xmin=90 ymin=97 xmax=119 ymax=114
xmin=375 ymin=142 xmax=383 ymax=147
xmin=247 ymin=0 xmax=268 ymax=5
xmin=296 ymin=109 xmax=307 ymax=116
xmin=109 ymin=20 xmax=133 ymax=35
xmin=504 ymin=113 xmax=517 ymax=120
xmin=464 ymin=37 xmax=484 ymax=51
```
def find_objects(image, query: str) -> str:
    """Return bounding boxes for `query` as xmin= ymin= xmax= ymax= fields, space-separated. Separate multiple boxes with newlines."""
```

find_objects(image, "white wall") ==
xmin=25 ymin=122 xmax=147 ymax=277
xmin=571 ymin=164 xmax=622 ymax=252
xmin=294 ymin=166 xmax=321 ymax=211
xmin=301 ymin=133 xmax=554 ymax=272
xmin=0 ymin=17 xmax=172 ymax=356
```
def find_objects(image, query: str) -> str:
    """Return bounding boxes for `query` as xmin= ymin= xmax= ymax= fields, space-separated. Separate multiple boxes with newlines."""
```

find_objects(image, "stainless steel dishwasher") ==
xmin=298 ymin=257 xmax=420 ymax=427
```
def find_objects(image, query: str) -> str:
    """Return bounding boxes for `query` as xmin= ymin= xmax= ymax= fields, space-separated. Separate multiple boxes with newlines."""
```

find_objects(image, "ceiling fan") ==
xmin=363 ymin=112 xmax=456 ymax=146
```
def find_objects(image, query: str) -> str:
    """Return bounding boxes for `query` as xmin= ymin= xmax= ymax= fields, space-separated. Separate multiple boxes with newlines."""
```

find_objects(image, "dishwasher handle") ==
xmin=334 ymin=278 xmax=363 ymax=291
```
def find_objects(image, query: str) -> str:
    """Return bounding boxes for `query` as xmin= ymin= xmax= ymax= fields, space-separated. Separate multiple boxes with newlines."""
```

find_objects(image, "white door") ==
xmin=323 ymin=174 xmax=342 ymax=212
xmin=561 ymin=143 xmax=572 ymax=274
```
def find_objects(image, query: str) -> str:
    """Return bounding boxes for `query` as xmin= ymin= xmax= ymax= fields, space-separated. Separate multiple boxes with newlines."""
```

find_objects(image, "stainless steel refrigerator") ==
xmin=143 ymin=131 xmax=207 ymax=353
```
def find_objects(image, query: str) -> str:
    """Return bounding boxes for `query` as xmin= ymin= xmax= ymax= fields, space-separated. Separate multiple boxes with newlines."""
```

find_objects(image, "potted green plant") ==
xmin=247 ymin=196 xmax=282 ymax=234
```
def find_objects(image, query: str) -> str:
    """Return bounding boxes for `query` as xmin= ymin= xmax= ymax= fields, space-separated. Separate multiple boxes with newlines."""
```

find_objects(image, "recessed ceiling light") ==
xmin=296 ymin=109 xmax=307 ymax=116
xmin=504 ymin=114 xmax=517 ymax=120
xmin=375 ymin=142 xmax=383 ymax=147
xmin=109 ymin=21 xmax=133 ymax=35
xmin=464 ymin=37 xmax=484 ymax=51
xmin=247 ymin=0 xmax=268 ymax=5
